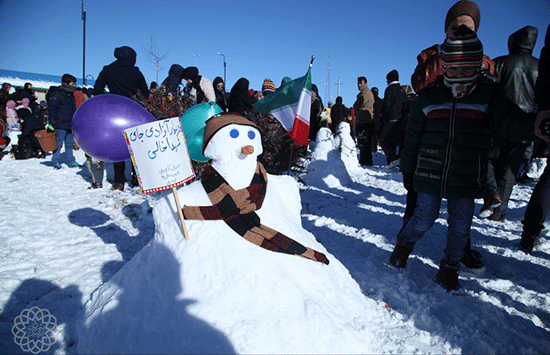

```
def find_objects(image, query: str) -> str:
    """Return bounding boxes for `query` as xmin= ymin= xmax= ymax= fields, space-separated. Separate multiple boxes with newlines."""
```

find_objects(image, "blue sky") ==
xmin=0 ymin=0 xmax=548 ymax=105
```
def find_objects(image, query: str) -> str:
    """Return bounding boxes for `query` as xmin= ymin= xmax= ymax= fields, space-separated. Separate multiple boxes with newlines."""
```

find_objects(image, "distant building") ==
xmin=0 ymin=69 xmax=95 ymax=102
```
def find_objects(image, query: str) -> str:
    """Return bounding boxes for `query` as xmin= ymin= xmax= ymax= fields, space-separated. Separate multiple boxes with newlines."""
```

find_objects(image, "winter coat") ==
xmin=47 ymin=85 xmax=76 ymax=131
xmin=309 ymin=96 xmax=323 ymax=141
xmin=372 ymin=93 xmax=383 ymax=132
xmin=93 ymin=46 xmax=149 ymax=99
xmin=183 ymin=66 xmax=216 ymax=104
xmin=192 ymin=77 xmax=216 ymax=104
xmin=20 ymin=110 xmax=44 ymax=138
xmin=493 ymin=26 xmax=539 ymax=113
xmin=380 ymin=83 xmax=406 ymax=126
xmin=400 ymin=76 xmax=537 ymax=199
xmin=411 ymin=44 xmax=495 ymax=94
xmin=330 ymin=102 xmax=349 ymax=134
xmin=162 ymin=64 xmax=185 ymax=95
xmin=535 ymin=24 xmax=550 ymax=111
xmin=6 ymin=100 xmax=18 ymax=128
xmin=353 ymin=86 xmax=375 ymax=125
xmin=228 ymin=78 xmax=255 ymax=117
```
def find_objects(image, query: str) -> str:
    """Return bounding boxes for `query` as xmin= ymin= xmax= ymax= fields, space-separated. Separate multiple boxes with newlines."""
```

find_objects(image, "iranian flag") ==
xmin=253 ymin=57 xmax=314 ymax=146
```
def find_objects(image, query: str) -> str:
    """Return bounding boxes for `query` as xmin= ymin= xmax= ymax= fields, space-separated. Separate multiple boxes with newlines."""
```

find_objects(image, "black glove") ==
xmin=539 ymin=117 xmax=550 ymax=136
xmin=403 ymin=173 xmax=414 ymax=191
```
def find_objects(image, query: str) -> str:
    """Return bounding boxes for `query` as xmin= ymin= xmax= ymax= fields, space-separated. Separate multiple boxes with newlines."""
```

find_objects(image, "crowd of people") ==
xmin=0 ymin=0 xmax=548 ymax=292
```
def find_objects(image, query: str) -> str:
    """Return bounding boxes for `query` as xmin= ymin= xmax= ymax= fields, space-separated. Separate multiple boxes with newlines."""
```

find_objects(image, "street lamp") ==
xmin=216 ymin=52 xmax=226 ymax=87
xmin=82 ymin=0 xmax=86 ymax=86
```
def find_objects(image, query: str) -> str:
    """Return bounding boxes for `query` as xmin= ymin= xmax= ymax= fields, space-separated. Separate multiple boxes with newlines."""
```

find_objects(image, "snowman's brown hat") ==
xmin=202 ymin=113 xmax=259 ymax=153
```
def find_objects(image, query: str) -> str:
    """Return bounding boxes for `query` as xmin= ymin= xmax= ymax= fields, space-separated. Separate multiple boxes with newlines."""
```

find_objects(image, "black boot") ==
xmin=389 ymin=235 xmax=415 ymax=268
xmin=519 ymin=221 xmax=543 ymax=252
xmin=460 ymin=238 xmax=484 ymax=270
xmin=436 ymin=258 xmax=461 ymax=291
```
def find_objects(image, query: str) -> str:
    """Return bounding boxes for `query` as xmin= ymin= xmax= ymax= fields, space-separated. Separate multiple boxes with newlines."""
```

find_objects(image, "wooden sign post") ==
xmin=123 ymin=117 xmax=195 ymax=240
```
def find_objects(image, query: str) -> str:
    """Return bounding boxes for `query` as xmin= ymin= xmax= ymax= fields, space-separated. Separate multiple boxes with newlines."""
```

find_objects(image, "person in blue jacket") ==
xmin=48 ymin=74 xmax=79 ymax=169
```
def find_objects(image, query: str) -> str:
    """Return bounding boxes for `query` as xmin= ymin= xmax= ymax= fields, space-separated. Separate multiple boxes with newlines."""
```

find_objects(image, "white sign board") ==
xmin=123 ymin=117 xmax=195 ymax=194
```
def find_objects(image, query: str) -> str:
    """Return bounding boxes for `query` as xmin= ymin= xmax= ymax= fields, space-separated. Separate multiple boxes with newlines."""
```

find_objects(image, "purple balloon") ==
xmin=73 ymin=94 xmax=157 ymax=162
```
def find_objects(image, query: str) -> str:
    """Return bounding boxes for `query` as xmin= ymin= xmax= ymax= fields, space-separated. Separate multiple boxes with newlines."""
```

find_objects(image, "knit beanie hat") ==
xmin=261 ymin=78 xmax=276 ymax=93
xmin=441 ymin=25 xmax=483 ymax=97
xmin=386 ymin=70 xmax=399 ymax=82
xmin=445 ymin=0 xmax=480 ymax=33
xmin=441 ymin=25 xmax=483 ymax=70
xmin=202 ymin=113 xmax=259 ymax=153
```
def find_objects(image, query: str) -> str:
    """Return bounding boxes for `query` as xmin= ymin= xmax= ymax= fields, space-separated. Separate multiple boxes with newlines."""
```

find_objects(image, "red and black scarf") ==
xmin=182 ymin=162 xmax=329 ymax=265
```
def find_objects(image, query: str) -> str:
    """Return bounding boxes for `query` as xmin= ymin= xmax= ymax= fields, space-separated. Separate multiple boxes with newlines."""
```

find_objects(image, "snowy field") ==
xmin=1 ymin=145 xmax=549 ymax=354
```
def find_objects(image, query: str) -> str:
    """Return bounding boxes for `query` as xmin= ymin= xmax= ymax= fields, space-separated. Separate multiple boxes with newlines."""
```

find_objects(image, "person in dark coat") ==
xmin=48 ymin=74 xmax=79 ymax=168
xmin=213 ymin=76 xmax=228 ymax=112
xmin=309 ymin=84 xmax=323 ymax=142
xmin=93 ymin=46 xmax=149 ymax=190
xmin=18 ymin=107 xmax=45 ymax=158
xmin=18 ymin=83 xmax=37 ymax=107
xmin=380 ymin=70 xmax=406 ymax=165
xmin=330 ymin=96 xmax=349 ymax=135
xmin=520 ymin=24 xmax=550 ymax=252
xmin=161 ymin=64 xmax=185 ymax=95
xmin=93 ymin=46 xmax=149 ymax=99
xmin=483 ymin=26 xmax=540 ymax=221
xmin=228 ymin=78 xmax=254 ymax=117
xmin=371 ymin=87 xmax=383 ymax=152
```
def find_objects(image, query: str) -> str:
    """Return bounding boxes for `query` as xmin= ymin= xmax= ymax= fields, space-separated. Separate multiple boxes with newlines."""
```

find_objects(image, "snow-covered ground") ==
xmin=1 ymin=140 xmax=549 ymax=354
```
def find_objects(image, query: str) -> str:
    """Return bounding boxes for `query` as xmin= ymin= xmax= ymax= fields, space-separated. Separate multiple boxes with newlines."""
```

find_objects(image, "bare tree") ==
xmin=141 ymin=37 xmax=171 ymax=83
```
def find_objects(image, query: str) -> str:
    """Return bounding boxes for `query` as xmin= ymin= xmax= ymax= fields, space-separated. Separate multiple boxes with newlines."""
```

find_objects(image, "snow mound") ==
xmin=77 ymin=170 xmax=447 ymax=354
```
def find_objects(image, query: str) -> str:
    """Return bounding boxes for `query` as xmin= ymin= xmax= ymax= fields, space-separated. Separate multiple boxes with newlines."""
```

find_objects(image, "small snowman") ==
xmin=182 ymin=113 xmax=329 ymax=263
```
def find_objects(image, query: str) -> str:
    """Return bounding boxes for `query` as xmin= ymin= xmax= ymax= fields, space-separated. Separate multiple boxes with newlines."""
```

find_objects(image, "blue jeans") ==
xmin=401 ymin=192 xmax=475 ymax=262
xmin=52 ymin=129 xmax=75 ymax=165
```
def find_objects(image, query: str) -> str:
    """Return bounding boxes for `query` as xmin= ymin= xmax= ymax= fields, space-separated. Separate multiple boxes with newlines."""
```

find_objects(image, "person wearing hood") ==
xmin=212 ymin=77 xmax=228 ymax=112
xmin=93 ymin=46 xmax=149 ymax=99
xmin=482 ymin=26 xmax=539 ymax=222
xmin=48 ymin=74 xmax=79 ymax=169
xmin=228 ymin=78 xmax=254 ymax=117
xmin=182 ymin=66 xmax=216 ymax=104
xmin=93 ymin=46 xmax=149 ymax=190
xmin=161 ymin=64 xmax=185 ymax=95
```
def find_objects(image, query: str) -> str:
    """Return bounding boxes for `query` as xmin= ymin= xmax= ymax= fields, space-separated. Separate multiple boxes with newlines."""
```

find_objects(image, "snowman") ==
xmin=78 ymin=113 xmax=393 ymax=354
xmin=304 ymin=126 xmax=353 ymax=188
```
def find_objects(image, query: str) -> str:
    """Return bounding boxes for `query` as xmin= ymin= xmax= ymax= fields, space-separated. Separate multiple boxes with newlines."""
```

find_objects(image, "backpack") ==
xmin=12 ymin=135 xmax=34 ymax=160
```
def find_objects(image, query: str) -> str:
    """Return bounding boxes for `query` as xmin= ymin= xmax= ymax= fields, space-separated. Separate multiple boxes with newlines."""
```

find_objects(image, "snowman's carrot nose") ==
xmin=241 ymin=145 xmax=254 ymax=155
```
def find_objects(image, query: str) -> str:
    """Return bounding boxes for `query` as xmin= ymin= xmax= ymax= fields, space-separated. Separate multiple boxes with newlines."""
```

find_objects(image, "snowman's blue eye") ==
xmin=230 ymin=129 xmax=239 ymax=138
xmin=248 ymin=130 xmax=256 ymax=140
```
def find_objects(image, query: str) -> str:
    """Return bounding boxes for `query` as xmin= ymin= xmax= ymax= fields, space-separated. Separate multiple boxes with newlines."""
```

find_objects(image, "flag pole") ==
xmin=288 ymin=55 xmax=316 ymax=175
xmin=172 ymin=187 xmax=189 ymax=240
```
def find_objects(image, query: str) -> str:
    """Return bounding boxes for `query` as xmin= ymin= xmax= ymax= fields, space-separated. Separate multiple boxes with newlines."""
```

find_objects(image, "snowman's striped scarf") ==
xmin=182 ymin=162 xmax=329 ymax=265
